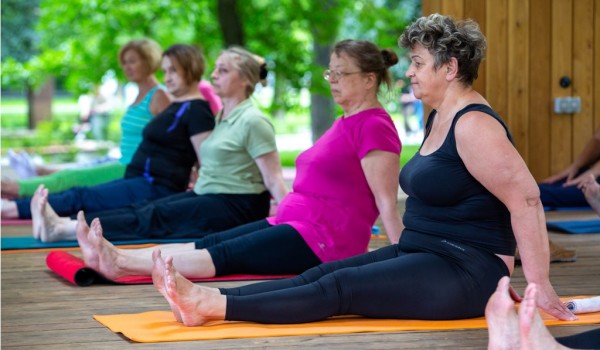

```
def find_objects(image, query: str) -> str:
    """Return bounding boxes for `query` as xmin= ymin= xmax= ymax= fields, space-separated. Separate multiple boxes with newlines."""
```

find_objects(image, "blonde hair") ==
xmin=219 ymin=47 xmax=267 ymax=97
xmin=118 ymin=38 xmax=162 ymax=73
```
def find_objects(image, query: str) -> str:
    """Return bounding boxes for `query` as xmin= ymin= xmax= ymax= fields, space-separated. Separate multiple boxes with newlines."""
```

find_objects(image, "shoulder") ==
xmin=150 ymin=89 xmax=171 ymax=115
xmin=455 ymin=105 xmax=502 ymax=129
xmin=354 ymin=109 xmax=398 ymax=134
xmin=187 ymin=100 xmax=216 ymax=124
xmin=240 ymin=104 xmax=273 ymax=127
xmin=189 ymin=99 xmax=212 ymax=112
xmin=455 ymin=106 xmax=510 ymax=144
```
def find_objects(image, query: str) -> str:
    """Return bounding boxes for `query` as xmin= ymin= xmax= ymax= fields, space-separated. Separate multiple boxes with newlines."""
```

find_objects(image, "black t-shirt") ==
xmin=125 ymin=99 xmax=215 ymax=191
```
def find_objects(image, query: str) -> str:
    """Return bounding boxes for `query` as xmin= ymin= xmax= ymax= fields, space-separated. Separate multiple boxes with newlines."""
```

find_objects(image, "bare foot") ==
xmin=151 ymin=249 xmax=183 ymax=322
xmin=1 ymin=199 xmax=18 ymax=219
xmin=86 ymin=218 xmax=129 ymax=280
xmin=31 ymin=185 xmax=47 ymax=240
xmin=162 ymin=255 xmax=225 ymax=326
xmin=76 ymin=211 xmax=99 ymax=270
xmin=486 ymin=276 xmax=521 ymax=350
xmin=581 ymin=174 xmax=600 ymax=216
xmin=31 ymin=185 xmax=76 ymax=242
xmin=519 ymin=284 xmax=569 ymax=350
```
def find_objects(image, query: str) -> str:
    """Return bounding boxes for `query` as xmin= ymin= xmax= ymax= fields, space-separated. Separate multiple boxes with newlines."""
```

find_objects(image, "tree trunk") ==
xmin=27 ymin=77 xmax=54 ymax=129
xmin=271 ymin=72 xmax=287 ymax=120
xmin=217 ymin=0 xmax=244 ymax=47
xmin=310 ymin=42 xmax=335 ymax=143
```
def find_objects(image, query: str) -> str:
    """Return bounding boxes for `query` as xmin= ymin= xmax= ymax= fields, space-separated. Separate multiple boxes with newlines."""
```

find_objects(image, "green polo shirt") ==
xmin=195 ymin=99 xmax=277 ymax=195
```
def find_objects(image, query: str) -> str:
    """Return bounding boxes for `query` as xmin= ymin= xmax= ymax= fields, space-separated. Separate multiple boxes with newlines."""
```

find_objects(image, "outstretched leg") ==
xmin=85 ymin=218 xmax=153 ymax=279
xmin=486 ymin=276 xmax=521 ymax=350
xmin=31 ymin=185 xmax=77 ymax=242
xmin=1 ymin=179 xmax=20 ymax=199
xmin=79 ymin=215 xmax=198 ymax=279
xmin=518 ymin=283 xmax=569 ymax=350
xmin=1 ymin=199 xmax=19 ymax=219
xmin=486 ymin=277 xmax=571 ymax=350
xmin=157 ymin=253 xmax=226 ymax=326
xmin=76 ymin=211 xmax=99 ymax=270
xmin=580 ymin=174 xmax=600 ymax=216
xmin=152 ymin=249 xmax=183 ymax=322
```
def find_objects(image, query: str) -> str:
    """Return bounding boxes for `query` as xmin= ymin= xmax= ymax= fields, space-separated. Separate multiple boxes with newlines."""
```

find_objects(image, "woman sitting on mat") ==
xmin=68 ymin=39 xmax=403 ymax=281
xmin=538 ymin=126 xmax=600 ymax=210
xmin=0 ymin=38 xmax=171 ymax=199
xmin=30 ymin=47 xmax=291 ymax=243
xmin=146 ymin=14 xmax=576 ymax=326
xmin=1 ymin=44 xmax=215 ymax=229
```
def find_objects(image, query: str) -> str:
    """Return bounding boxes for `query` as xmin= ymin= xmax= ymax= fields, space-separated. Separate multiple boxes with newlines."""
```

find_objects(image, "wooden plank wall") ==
xmin=420 ymin=0 xmax=599 ymax=180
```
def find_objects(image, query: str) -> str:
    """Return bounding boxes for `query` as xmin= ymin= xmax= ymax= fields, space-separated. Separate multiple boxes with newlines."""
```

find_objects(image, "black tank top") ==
xmin=399 ymin=104 xmax=516 ymax=256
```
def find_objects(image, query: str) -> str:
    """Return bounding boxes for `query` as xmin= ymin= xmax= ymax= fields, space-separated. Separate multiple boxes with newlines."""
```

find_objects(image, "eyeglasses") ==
xmin=323 ymin=69 xmax=363 ymax=81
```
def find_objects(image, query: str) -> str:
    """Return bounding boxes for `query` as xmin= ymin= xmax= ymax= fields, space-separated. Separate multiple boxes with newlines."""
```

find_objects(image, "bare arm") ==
xmin=542 ymin=127 xmax=600 ymax=185
xmin=149 ymin=89 xmax=171 ymax=117
xmin=255 ymin=151 xmax=289 ymax=205
xmin=456 ymin=112 xmax=575 ymax=321
xmin=361 ymin=150 xmax=404 ymax=244
xmin=189 ymin=131 xmax=212 ymax=169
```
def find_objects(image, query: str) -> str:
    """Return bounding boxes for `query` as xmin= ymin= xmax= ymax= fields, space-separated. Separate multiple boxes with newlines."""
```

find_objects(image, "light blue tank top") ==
xmin=119 ymin=86 xmax=161 ymax=164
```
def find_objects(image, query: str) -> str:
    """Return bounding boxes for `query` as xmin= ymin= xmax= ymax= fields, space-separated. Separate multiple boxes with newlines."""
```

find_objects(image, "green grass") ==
xmin=279 ymin=144 xmax=419 ymax=168
xmin=1 ymin=96 xmax=122 ymax=162
xmin=1 ymin=97 xmax=420 ymax=166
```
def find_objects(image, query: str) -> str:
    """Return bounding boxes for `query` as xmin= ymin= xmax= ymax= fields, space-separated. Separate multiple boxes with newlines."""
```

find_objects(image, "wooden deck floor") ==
xmin=2 ymin=210 xmax=599 ymax=349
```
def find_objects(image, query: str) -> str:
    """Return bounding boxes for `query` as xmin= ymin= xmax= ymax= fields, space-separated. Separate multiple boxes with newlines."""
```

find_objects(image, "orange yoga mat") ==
xmin=94 ymin=301 xmax=600 ymax=343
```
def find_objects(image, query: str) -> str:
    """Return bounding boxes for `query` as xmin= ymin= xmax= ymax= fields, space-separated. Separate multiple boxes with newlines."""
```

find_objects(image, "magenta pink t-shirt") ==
xmin=198 ymin=80 xmax=223 ymax=115
xmin=267 ymin=108 xmax=401 ymax=262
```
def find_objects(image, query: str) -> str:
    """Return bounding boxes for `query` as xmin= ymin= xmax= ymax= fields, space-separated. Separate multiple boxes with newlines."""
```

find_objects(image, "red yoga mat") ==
xmin=46 ymin=251 xmax=294 ymax=287
xmin=1 ymin=219 xmax=33 ymax=226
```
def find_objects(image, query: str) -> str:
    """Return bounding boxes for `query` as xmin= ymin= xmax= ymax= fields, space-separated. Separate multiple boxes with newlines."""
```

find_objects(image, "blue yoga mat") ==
xmin=1 ymin=236 xmax=192 ymax=250
xmin=543 ymin=206 xmax=592 ymax=212
xmin=546 ymin=219 xmax=600 ymax=234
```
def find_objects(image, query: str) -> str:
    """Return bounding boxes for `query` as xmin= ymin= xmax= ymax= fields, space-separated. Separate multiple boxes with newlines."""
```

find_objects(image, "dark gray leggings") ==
xmin=220 ymin=233 xmax=509 ymax=324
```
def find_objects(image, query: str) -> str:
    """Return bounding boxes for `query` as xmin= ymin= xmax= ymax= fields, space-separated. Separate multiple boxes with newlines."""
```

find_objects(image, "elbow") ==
xmin=515 ymin=186 xmax=543 ymax=211
xmin=525 ymin=196 xmax=542 ymax=208
xmin=524 ymin=185 xmax=542 ymax=208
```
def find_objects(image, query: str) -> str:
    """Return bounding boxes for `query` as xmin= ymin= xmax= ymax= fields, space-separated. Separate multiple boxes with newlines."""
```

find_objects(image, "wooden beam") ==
xmin=550 ymin=0 xmax=574 ymax=174
xmin=572 ymin=0 xmax=595 ymax=154
xmin=507 ymin=0 xmax=530 ymax=159
xmin=529 ymin=0 xmax=552 ymax=179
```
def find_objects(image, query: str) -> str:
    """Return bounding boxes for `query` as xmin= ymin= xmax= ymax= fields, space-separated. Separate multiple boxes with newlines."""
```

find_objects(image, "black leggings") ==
xmin=194 ymin=220 xmax=321 ymax=276
xmin=556 ymin=328 xmax=600 ymax=349
xmin=84 ymin=191 xmax=270 ymax=241
xmin=220 ymin=233 xmax=509 ymax=324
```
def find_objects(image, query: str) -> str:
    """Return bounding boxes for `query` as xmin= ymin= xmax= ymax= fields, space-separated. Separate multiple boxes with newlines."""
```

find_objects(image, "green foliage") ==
xmin=1 ymin=0 xmax=422 ymax=164
xmin=279 ymin=144 xmax=419 ymax=168
xmin=31 ymin=0 xmax=222 ymax=94
xmin=1 ymin=0 xmax=41 ymax=62
xmin=400 ymin=144 xmax=419 ymax=167
xmin=3 ymin=0 xmax=420 ymax=99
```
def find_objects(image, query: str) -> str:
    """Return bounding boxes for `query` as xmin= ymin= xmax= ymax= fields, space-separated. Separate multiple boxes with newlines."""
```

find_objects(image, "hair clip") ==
xmin=259 ymin=63 xmax=268 ymax=79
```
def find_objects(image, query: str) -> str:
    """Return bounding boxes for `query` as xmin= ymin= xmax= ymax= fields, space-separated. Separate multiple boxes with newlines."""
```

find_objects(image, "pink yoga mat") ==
xmin=46 ymin=251 xmax=294 ymax=286
xmin=1 ymin=219 xmax=32 ymax=226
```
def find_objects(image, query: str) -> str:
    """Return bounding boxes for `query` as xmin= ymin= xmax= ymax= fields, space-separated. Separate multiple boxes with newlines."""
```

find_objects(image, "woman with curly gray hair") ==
xmin=398 ymin=13 xmax=572 ymax=322
xmin=145 ymin=15 xmax=575 ymax=327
